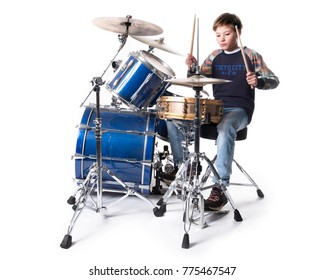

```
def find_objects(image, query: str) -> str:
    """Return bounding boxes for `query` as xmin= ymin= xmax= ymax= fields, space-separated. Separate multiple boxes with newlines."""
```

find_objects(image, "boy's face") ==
xmin=215 ymin=24 xmax=238 ymax=52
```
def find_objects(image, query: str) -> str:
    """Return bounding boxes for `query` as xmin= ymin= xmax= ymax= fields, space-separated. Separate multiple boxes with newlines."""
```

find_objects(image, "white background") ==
xmin=1 ymin=0 xmax=324 ymax=279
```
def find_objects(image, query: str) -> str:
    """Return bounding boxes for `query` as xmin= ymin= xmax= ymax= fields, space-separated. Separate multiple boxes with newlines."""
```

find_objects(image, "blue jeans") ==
xmin=214 ymin=108 xmax=249 ymax=183
xmin=166 ymin=120 xmax=187 ymax=166
xmin=166 ymin=107 xmax=248 ymax=183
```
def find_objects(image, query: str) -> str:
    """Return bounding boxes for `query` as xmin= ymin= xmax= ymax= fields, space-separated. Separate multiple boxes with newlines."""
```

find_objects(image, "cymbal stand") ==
xmin=61 ymin=17 xmax=160 ymax=249
xmin=60 ymin=77 xmax=107 ymax=249
xmin=155 ymin=84 xmax=243 ymax=249
xmin=61 ymin=83 xmax=160 ymax=250
xmin=181 ymin=85 xmax=233 ymax=249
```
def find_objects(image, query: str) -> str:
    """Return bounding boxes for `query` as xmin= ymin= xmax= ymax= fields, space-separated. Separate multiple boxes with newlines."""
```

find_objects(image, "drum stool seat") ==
xmin=200 ymin=124 xmax=264 ymax=199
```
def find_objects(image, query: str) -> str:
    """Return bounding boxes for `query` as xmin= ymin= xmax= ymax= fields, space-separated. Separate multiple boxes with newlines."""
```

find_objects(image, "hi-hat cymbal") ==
xmin=131 ymin=36 xmax=185 ymax=56
xmin=92 ymin=16 xmax=163 ymax=36
xmin=167 ymin=75 xmax=232 ymax=87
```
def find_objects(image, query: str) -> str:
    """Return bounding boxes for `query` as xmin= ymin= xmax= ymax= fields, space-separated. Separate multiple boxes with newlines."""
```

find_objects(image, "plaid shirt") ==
xmin=201 ymin=47 xmax=279 ymax=90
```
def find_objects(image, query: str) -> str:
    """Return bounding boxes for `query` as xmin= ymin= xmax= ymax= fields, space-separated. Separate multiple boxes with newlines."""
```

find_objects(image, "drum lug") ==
xmin=201 ymin=104 xmax=207 ymax=119
xmin=183 ymin=101 xmax=188 ymax=119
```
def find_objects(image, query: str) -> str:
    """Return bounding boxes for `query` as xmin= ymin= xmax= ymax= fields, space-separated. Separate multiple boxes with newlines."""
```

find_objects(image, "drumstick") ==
xmin=189 ymin=14 xmax=196 ymax=56
xmin=235 ymin=25 xmax=254 ymax=89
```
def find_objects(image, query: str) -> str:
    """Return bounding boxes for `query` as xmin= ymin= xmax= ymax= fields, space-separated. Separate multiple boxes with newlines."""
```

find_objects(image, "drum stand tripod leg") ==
xmin=180 ymin=154 xmax=207 ymax=248
xmin=155 ymin=122 xmax=193 ymax=216
xmin=60 ymin=165 xmax=98 ymax=249
xmin=102 ymin=166 xmax=162 ymax=216
xmin=182 ymin=189 xmax=194 ymax=249
xmin=155 ymin=160 xmax=189 ymax=215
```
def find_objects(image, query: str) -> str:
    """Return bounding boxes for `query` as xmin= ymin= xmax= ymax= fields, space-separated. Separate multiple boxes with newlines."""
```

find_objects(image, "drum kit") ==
xmin=60 ymin=15 xmax=233 ymax=249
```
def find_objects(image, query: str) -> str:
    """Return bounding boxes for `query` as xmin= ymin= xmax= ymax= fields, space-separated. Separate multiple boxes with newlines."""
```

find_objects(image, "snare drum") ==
xmin=106 ymin=50 xmax=175 ymax=109
xmin=156 ymin=96 xmax=224 ymax=123
xmin=75 ymin=106 xmax=158 ymax=195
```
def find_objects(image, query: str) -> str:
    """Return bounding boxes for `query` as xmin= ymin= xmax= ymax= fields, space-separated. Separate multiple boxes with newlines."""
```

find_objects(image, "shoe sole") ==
xmin=204 ymin=200 xmax=228 ymax=211
xmin=207 ymin=204 xmax=227 ymax=211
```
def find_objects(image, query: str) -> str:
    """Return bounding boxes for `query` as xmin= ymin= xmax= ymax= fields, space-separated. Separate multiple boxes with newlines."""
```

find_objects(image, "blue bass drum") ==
xmin=106 ymin=50 xmax=175 ymax=109
xmin=75 ymin=106 xmax=158 ymax=195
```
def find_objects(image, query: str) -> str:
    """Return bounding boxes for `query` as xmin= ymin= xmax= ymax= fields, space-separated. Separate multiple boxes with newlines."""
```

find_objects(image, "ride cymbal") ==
xmin=92 ymin=16 xmax=163 ymax=36
xmin=131 ymin=36 xmax=185 ymax=56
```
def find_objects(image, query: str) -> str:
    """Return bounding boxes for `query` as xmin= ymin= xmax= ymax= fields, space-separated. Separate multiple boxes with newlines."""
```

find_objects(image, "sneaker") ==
xmin=204 ymin=186 xmax=228 ymax=211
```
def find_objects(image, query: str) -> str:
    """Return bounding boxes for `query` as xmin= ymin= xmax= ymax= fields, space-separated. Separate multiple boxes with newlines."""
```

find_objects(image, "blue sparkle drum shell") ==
xmin=106 ymin=50 xmax=175 ymax=109
xmin=75 ymin=106 xmax=157 ymax=195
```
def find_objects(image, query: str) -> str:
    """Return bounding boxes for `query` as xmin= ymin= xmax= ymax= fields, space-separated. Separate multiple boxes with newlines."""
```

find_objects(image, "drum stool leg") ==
xmin=202 ymin=154 xmax=243 ymax=222
xmin=232 ymin=159 xmax=264 ymax=198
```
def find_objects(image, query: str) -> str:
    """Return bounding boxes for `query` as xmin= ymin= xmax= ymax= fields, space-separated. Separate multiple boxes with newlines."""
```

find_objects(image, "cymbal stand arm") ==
xmin=80 ymin=30 xmax=130 ymax=108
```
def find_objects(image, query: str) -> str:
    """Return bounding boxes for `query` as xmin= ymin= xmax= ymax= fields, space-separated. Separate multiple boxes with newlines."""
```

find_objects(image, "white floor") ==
xmin=7 ymin=135 xmax=319 ymax=280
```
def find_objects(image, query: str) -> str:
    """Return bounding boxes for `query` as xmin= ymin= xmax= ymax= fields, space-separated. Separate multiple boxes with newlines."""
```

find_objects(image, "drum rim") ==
xmin=158 ymin=95 xmax=223 ymax=105
xmin=131 ymin=50 xmax=175 ymax=79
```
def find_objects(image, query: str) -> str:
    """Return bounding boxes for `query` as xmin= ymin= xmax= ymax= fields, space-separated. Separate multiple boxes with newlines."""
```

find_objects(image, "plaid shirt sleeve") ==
xmin=245 ymin=48 xmax=279 ymax=90
xmin=200 ymin=49 xmax=223 ymax=77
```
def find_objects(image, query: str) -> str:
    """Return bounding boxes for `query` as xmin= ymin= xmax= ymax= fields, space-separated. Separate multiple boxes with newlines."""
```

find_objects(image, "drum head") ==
xmin=137 ymin=50 xmax=175 ymax=78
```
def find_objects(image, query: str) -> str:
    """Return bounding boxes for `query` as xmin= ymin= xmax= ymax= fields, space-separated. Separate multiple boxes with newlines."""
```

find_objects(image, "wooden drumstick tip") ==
xmin=189 ymin=14 xmax=196 ymax=56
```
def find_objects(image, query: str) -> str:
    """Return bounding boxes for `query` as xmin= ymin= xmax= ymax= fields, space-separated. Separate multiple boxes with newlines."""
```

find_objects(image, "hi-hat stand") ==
xmin=60 ymin=16 xmax=162 ymax=249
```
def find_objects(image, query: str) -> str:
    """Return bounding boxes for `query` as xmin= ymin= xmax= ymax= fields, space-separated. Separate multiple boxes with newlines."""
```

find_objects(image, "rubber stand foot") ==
xmin=153 ymin=207 xmax=164 ymax=217
xmin=60 ymin=234 xmax=72 ymax=249
xmin=234 ymin=209 xmax=243 ymax=222
xmin=182 ymin=233 xmax=190 ymax=249
xmin=257 ymin=189 xmax=264 ymax=198
xmin=67 ymin=196 xmax=76 ymax=205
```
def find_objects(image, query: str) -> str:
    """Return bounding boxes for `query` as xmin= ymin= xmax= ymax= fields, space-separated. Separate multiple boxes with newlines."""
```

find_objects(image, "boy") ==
xmin=183 ymin=12 xmax=279 ymax=210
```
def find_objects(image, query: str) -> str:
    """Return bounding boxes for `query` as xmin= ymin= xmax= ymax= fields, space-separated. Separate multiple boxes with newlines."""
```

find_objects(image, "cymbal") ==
xmin=93 ymin=16 xmax=163 ymax=36
xmin=131 ymin=36 xmax=184 ymax=56
xmin=166 ymin=75 xmax=232 ymax=87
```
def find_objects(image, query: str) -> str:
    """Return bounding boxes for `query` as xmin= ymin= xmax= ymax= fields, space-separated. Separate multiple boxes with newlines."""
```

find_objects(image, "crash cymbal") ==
xmin=166 ymin=75 xmax=232 ymax=87
xmin=131 ymin=36 xmax=184 ymax=56
xmin=92 ymin=16 xmax=163 ymax=36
